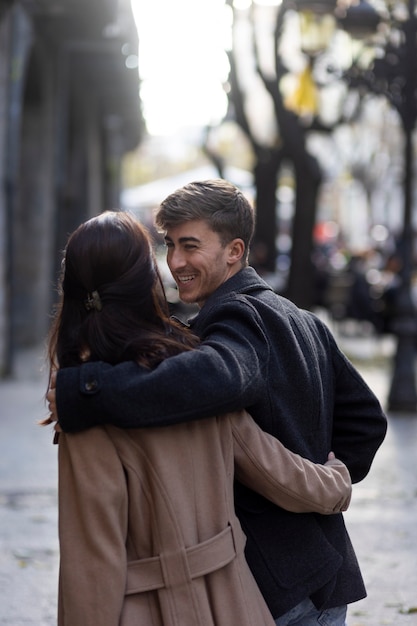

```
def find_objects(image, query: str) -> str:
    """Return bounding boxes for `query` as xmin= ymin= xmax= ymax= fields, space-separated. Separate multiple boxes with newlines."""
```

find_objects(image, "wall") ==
xmin=0 ymin=0 xmax=141 ymax=376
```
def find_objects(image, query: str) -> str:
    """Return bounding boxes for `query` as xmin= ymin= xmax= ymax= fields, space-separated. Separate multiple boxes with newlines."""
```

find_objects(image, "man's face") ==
xmin=164 ymin=219 xmax=242 ymax=307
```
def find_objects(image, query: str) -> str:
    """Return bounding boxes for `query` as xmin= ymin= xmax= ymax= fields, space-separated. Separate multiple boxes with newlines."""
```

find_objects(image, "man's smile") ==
xmin=176 ymin=274 xmax=196 ymax=284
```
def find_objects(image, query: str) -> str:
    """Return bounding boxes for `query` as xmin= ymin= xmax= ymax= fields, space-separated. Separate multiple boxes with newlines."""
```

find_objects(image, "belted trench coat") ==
xmin=57 ymin=410 xmax=351 ymax=626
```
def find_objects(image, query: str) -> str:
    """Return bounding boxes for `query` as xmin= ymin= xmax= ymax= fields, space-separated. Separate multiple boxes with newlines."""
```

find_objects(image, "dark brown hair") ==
xmin=155 ymin=179 xmax=255 ymax=265
xmin=47 ymin=210 xmax=198 ymax=376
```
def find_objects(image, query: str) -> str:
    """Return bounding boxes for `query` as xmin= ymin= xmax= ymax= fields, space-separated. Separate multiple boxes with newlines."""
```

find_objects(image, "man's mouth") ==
xmin=176 ymin=275 xmax=195 ymax=284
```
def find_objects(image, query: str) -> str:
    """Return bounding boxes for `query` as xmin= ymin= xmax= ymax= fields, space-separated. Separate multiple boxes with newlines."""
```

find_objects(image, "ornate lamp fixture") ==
xmin=335 ymin=0 xmax=383 ymax=38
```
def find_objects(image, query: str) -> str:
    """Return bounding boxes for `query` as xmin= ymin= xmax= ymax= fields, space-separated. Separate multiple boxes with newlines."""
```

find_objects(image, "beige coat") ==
xmin=57 ymin=410 xmax=351 ymax=626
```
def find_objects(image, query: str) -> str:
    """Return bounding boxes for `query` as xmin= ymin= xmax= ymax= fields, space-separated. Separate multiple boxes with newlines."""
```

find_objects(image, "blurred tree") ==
xmin=222 ymin=0 xmax=332 ymax=309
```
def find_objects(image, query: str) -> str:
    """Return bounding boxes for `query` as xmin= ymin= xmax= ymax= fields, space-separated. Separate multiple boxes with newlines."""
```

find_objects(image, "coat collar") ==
xmin=188 ymin=267 xmax=274 ymax=327
xmin=212 ymin=267 xmax=274 ymax=298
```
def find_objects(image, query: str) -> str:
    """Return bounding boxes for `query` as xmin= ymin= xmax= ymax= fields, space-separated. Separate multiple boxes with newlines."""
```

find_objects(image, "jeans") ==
xmin=274 ymin=598 xmax=347 ymax=626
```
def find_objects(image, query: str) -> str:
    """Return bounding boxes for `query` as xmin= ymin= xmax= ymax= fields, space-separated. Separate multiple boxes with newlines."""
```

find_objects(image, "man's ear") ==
xmin=227 ymin=238 xmax=245 ymax=265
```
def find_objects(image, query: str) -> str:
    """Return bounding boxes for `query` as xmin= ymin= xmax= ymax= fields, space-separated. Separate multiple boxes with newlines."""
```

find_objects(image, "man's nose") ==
xmin=168 ymin=248 xmax=186 ymax=270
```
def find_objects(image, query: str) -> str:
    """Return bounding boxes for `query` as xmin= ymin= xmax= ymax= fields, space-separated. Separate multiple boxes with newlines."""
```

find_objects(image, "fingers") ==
xmin=50 ymin=370 xmax=57 ymax=389
xmin=325 ymin=451 xmax=344 ymax=467
xmin=46 ymin=397 xmax=57 ymax=420
xmin=46 ymin=387 xmax=57 ymax=421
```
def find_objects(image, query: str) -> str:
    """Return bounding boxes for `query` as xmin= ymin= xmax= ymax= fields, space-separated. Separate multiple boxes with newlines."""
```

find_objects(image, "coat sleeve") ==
xmin=329 ymin=333 xmax=387 ymax=483
xmin=56 ymin=297 xmax=268 ymax=432
xmin=58 ymin=428 xmax=128 ymax=626
xmin=231 ymin=411 xmax=352 ymax=515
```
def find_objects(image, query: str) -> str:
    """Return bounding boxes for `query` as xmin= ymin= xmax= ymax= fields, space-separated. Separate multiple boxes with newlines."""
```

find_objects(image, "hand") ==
xmin=324 ymin=451 xmax=343 ymax=467
xmin=46 ymin=370 xmax=58 ymax=423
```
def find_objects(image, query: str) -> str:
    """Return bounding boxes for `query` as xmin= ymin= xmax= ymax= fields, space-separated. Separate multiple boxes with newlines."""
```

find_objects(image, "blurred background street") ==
xmin=0 ymin=330 xmax=416 ymax=626
xmin=2 ymin=1 xmax=417 ymax=624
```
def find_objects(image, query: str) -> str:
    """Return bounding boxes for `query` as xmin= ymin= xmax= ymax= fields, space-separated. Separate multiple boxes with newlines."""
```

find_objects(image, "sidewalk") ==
xmin=0 ymin=346 xmax=58 ymax=626
xmin=0 ymin=338 xmax=416 ymax=626
xmin=335 ymin=329 xmax=417 ymax=626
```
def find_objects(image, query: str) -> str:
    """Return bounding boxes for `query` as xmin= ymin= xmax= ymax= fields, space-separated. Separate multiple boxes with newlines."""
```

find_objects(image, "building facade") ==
xmin=0 ymin=0 xmax=142 ymax=375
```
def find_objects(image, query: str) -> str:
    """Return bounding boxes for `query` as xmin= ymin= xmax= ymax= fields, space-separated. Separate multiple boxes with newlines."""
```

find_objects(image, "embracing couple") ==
xmin=46 ymin=179 xmax=387 ymax=625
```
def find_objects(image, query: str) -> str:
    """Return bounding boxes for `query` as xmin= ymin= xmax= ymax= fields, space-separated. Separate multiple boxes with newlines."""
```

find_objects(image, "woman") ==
xmin=45 ymin=210 xmax=351 ymax=626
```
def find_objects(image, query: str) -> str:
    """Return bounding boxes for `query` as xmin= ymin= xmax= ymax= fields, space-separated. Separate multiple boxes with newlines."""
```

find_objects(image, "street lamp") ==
xmin=340 ymin=0 xmax=417 ymax=412
xmin=307 ymin=0 xmax=417 ymax=412
xmin=336 ymin=0 xmax=383 ymax=37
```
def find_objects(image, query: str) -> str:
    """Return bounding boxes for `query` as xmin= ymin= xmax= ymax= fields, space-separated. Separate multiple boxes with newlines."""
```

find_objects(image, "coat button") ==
xmin=84 ymin=379 xmax=98 ymax=392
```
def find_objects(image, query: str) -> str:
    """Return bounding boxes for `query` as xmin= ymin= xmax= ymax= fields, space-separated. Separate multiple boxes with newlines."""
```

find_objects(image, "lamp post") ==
xmin=304 ymin=0 xmax=417 ymax=412
xmin=339 ymin=0 xmax=417 ymax=412
xmin=383 ymin=0 xmax=417 ymax=411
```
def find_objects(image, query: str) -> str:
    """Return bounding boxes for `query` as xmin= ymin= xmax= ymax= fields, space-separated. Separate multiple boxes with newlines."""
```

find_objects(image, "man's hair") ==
xmin=155 ymin=179 xmax=255 ymax=264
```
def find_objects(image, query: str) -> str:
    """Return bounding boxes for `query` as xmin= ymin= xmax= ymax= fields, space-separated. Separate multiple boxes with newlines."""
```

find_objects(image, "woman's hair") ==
xmin=47 ymin=210 xmax=199 ymax=376
xmin=155 ymin=179 xmax=255 ymax=266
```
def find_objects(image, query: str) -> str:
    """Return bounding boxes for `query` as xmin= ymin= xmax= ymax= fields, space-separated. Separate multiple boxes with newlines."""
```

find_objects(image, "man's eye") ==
xmin=184 ymin=244 xmax=197 ymax=250
xmin=165 ymin=242 xmax=174 ymax=248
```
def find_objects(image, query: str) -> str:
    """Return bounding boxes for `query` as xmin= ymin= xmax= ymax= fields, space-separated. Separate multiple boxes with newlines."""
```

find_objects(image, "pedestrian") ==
xmin=45 ymin=210 xmax=352 ymax=626
xmin=49 ymin=180 xmax=387 ymax=626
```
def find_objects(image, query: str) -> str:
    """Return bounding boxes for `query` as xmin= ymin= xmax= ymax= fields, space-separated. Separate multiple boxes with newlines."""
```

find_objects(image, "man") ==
xmin=50 ymin=179 xmax=387 ymax=625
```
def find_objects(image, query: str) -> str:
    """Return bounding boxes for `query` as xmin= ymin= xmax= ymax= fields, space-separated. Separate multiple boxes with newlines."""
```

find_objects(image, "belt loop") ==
xmin=160 ymin=546 xmax=192 ymax=588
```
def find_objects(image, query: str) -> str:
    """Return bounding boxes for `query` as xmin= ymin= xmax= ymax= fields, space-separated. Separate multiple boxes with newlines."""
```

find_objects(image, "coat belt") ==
xmin=125 ymin=524 xmax=243 ymax=595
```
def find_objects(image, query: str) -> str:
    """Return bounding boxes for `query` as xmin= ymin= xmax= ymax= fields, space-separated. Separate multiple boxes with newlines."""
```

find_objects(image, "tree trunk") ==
xmin=285 ymin=152 xmax=322 ymax=309
xmin=252 ymin=149 xmax=282 ymax=273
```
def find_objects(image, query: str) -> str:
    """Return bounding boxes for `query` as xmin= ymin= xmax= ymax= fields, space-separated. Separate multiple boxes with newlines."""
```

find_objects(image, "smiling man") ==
xmin=52 ymin=179 xmax=387 ymax=626
xmin=164 ymin=220 xmax=244 ymax=306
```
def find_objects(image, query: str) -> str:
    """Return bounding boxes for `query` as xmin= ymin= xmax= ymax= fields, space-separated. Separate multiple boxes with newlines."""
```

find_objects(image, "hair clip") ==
xmin=84 ymin=290 xmax=102 ymax=312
